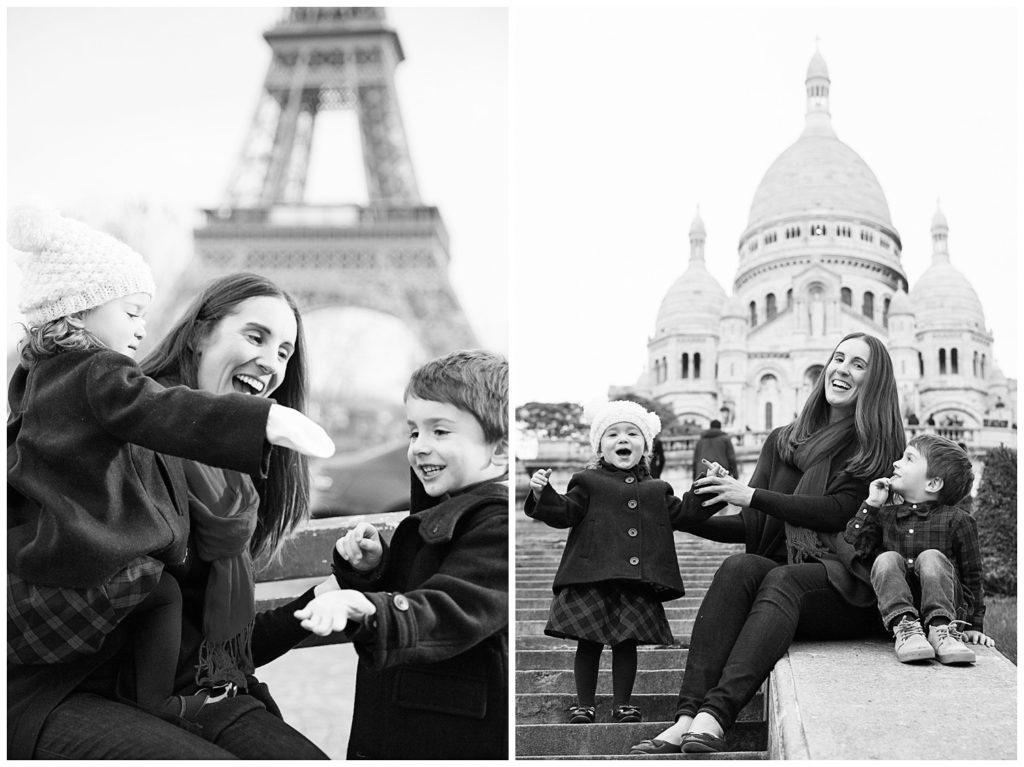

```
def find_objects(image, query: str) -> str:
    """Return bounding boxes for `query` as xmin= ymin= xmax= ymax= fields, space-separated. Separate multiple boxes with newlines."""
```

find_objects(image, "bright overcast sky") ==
xmin=511 ymin=4 xmax=1020 ymax=405
xmin=6 ymin=6 xmax=508 ymax=354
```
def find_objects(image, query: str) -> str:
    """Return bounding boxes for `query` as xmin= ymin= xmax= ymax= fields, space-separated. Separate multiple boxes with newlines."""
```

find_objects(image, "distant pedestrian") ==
xmin=692 ymin=419 xmax=738 ymax=479
xmin=526 ymin=400 xmax=727 ymax=727
xmin=651 ymin=436 xmax=666 ymax=478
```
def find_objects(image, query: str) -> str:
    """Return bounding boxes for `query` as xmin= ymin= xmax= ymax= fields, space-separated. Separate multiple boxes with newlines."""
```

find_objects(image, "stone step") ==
xmin=516 ymin=692 xmax=764 ymax=726
xmin=515 ymin=720 xmax=768 ymax=758
xmin=518 ymin=669 xmax=691 ymax=695
xmin=518 ymin=752 xmax=767 ymax=760
xmin=517 ymin=648 xmax=688 ymax=670
xmin=516 ymin=587 xmax=709 ymax=599
xmin=516 ymin=635 xmax=689 ymax=651
xmin=517 ymin=605 xmax=701 ymax=622
xmin=517 ymin=619 xmax=695 ymax=637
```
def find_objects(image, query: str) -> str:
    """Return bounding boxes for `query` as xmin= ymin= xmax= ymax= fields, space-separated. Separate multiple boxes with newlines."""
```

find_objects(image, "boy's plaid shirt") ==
xmin=845 ymin=500 xmax=985 ymax=628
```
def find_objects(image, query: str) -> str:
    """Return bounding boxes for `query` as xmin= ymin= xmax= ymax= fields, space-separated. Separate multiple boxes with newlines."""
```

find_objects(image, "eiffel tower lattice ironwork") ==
xmin=182 ymin=7 xmax=476 ymax=357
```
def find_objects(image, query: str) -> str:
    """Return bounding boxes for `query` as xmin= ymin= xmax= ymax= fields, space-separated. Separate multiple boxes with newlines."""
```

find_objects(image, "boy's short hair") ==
xmin=909 ymin=433 xmax=974 ymax=505
xmin=404 ymin=349 xmax=508 ymax=444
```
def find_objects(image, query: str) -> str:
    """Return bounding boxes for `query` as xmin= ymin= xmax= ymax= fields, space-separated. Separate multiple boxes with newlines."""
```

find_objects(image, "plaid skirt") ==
xmin=7 ymin=555 xmax=164 ymax=665
xmin=545 ymin=580 xmax=674 ymax=646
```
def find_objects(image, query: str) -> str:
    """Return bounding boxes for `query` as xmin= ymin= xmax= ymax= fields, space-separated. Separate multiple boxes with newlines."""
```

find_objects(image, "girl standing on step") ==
xmin=629 ymin=332 xmax=904 ymax=755
xmin=526 ymin=400 xmax=726 ymax=726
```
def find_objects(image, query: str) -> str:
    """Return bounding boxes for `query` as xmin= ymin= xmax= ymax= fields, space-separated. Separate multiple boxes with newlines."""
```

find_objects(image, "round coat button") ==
xmin=625 ymin=476 xmax=635 ymax=484
xmin=908 ymin=529 xmax=914 ymax=534
xmin=628 ymin=528 xmax=638 ymax=537
xmin=629 ymin=556 xmax=639 ymax=566
xmin=627 ymin=500 xmax=638 ymax=509
xmin=393 ymin=594 xmax=409 ymax=611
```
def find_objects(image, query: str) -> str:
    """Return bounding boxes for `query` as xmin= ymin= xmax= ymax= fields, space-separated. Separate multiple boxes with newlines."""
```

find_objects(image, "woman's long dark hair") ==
xmin=140 ymin=272 xmax=310 ymax=559
xmin=778 ymin=331 xmax=905 ymax=479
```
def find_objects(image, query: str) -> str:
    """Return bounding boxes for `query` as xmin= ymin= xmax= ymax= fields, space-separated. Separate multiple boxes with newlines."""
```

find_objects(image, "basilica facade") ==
xmin=636 ymin=50 xmax=1015 ymax=440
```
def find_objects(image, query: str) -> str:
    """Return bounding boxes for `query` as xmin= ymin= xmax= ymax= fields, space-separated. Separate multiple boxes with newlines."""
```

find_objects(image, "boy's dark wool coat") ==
xmin=524 ymin=464 xmax=723 ymax=600
xmin=333 ymin=475 xmax=508 ymax=760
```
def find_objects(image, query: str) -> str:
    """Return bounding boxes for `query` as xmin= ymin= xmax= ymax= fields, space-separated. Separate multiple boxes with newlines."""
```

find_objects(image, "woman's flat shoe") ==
xmin=680 ymin=731 xmax=728 ymax=753
xmin=628 ymin=738 xmax=681 ymax=754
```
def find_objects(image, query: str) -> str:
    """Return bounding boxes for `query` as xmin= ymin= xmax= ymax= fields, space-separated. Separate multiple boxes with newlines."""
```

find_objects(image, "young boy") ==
xmin=844 ymin=433 xmax=994 ymax=664
xmin=294 ymin=350 xmax=509 ymax=760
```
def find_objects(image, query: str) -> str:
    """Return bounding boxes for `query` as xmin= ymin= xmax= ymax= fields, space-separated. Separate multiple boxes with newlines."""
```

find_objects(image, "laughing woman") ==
xmin=629 ymin=332 xmax=905 ymax=755
xmin=9 ymin=273 xmax=338 ymax=759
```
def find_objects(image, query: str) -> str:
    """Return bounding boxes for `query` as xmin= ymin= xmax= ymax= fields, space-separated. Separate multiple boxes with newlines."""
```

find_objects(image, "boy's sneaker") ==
xmin=893 ymin=615 xmax=935 ymax=662
xmin=567 ymin=705 xmax=595 ymax=724
xmin=927 ymin=622 xmax=976 ymax=664
xmin=612 ymin=704 xmax=642 ymax=723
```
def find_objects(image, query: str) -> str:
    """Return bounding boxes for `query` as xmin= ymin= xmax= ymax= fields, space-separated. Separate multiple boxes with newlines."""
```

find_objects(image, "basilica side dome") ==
xmin=655 ymin=210 xmax=726 ymax=333
xmin=910 ymin=206 xmax=986 ymax=331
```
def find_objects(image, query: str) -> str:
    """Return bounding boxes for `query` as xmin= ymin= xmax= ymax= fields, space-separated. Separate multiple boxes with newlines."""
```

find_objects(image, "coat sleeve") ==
xmin=749 ymin=469 xmax=869 ymax=533
xmin=523 ymin=473 xmax=589 ymax=528
xmin=86 ymin=352 xmax=271 ymax=475
xmin=332 ymin=537 xmax=393 ymax=590
xmin=665 ymin=482 xmax=725 ymax=531
xmin=250 ymin=586 xmax=341 ymax=667
xmin=842 ymin=503 xmax=884 ymax=559
xmin=344 ymin=507 xmax=507 ymax=670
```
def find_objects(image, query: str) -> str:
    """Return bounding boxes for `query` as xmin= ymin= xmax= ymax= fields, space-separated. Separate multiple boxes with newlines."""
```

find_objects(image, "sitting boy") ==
xmin=294 ymin=350 xmax=509 ymax=759
xmin=844 ymin=433 xmax=994 ymax=664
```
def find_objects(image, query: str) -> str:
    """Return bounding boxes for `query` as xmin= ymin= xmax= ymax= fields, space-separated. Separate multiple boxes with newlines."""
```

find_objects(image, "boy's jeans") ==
xmin=870 ymin=549 xmax=964 ymax=630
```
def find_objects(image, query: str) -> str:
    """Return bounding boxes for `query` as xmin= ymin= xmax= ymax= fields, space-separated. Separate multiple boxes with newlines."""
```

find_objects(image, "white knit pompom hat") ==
xmin=8 ymin=200 xmax=156 ymax=326
xmin=584 ymin=400 xmax=662 ymax=454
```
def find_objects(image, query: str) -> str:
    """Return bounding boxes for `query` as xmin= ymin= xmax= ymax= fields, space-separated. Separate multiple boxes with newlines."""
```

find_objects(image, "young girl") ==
xmin=526 ymin=400 xmax=726 ymax=724
xmin=6 ymin=202 xmax=334 ymax=724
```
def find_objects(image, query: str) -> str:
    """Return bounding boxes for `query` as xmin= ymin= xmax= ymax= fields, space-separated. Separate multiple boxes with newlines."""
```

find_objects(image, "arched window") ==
xmin=918 ymin=352 xmax=924 ymax=377
xmin=939 ymin=348 xmax=947 ymax=375
xmin=749 ymin=301 xmax=757 ymax=327
xmin=841 ymin=287 xmax=852 ymax=306
xmin=973 ymin=351 xmax=979 ymax=377
xmin=805 ymin=365 xmax=823 ymax=386
xmin=765 ymin=402 xmax=773 ymax=431
xmin=862 ymin=291 xmax=874 ymax=320
xmin=766 ymin=293 xmax=777 ymax=320
xmin=951 ymin=348 xmax=959 ymax=375
xmin=981 ymin=354 xmax=986 ymax=379
xmin=681 ymin=353 xmax=689 ymax=379
xmin=883 ymin=297 xmax=891 ymax=328
xmin=694 ymin=352 xmax=702 ymax=379
xmin=786 ymin=288 xmax=792 ymax=307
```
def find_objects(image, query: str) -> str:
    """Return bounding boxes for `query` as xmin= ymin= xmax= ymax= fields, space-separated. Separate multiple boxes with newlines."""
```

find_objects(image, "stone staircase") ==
xmin=515 ymin=513 xmax=767 ymax=759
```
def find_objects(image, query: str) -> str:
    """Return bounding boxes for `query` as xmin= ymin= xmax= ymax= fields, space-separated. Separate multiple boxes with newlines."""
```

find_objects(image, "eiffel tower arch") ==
xmin=168 ymin=7 xmax=477 ymax=360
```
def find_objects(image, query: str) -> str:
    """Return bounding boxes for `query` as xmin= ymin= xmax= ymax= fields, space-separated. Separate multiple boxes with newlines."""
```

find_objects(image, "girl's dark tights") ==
xmin=574 ymin=639 xmax=639 ymax=708
xmin=131 ymin=570 xmax=184 ymax=710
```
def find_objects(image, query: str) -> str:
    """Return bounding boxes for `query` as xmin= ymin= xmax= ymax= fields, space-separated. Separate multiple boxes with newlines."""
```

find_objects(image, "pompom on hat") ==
xmin=583 ymin=400 xmax=662 ymax=455
xmin=8 ymin=199 xmax=156 ymax=326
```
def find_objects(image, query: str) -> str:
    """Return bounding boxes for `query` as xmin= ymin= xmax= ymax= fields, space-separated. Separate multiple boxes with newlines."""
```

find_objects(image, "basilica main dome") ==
xmin=744 ymin=51 xmax=895 ymax=235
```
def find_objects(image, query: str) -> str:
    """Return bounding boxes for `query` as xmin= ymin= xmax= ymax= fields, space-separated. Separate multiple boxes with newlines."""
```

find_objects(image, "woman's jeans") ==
xmin=34 ymin=691 xmax=329 ymax=759
xmin=870 ymin=549 xmax=963 ymax=630
xmin=674 ymin=553 xmax=883 ymax=731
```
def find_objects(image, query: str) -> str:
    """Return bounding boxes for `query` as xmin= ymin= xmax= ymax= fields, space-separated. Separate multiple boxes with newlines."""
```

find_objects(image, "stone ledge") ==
xmin=769 ymin=638 xmax=1016 ymax=760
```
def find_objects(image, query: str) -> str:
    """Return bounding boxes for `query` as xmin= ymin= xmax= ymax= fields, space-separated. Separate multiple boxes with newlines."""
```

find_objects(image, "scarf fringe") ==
xmin=195 ymin=619 xmax=255 ymax=689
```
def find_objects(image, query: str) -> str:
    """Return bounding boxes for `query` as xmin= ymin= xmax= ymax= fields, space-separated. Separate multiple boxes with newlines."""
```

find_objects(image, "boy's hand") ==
xmin=336 ymin=522 xmax=383 ymax=571
xmin=866 ymin=477 xmax=892 ymax=507
xmin=294 ymin=590 xmax=377 ymax=636
xmin=963 ymin=629 xmax=996 ymax=647
xmin=530 ymin=468 xmax=552 ymax=500
xmin=266 ymin=404 xmax=336 ymax=458
xmin=701 ymin=459 xmax=729 ymax=478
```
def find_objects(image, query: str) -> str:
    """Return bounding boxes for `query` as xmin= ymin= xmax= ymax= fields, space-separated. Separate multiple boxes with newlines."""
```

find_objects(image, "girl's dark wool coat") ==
xmin=333 ymin=476 xmax=508 ymax=760
xmin=524 ymin=464 xmax=722 ymax=600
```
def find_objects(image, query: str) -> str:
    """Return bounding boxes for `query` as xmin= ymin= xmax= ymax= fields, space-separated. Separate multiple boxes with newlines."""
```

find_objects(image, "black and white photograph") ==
xmin=512 ymin=4 xmax=1017 ymax=760
xmin=7 ymin=6 xmax=509 ymax=759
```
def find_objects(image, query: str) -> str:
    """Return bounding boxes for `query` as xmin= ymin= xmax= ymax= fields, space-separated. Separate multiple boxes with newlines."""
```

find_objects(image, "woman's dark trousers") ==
xmin=674 ymin=553 xmax=881 ymax=731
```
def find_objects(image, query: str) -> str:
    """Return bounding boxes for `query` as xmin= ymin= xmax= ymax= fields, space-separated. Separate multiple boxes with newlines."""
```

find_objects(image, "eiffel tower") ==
xmin=175 ymin=7 xmax=477 ymax=358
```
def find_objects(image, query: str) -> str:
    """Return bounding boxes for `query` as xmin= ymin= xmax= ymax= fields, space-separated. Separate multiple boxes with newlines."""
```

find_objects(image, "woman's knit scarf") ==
xmin=183 ymin=461 xmax=258 ymax=689
xmin=783 ymin=415 xmax=856 ymax=564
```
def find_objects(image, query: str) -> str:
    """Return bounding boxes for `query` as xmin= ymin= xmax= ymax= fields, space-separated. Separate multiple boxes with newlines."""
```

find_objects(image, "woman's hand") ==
xmin=336 ymin=522 xmax=383 ymax=572
xmin=265 ymin=404 xmax=336 ymax=458
xmin=693 ymin=473 xmax=755 ymax=508
xmin=294 ymin=590 xmax=376 ymax=636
